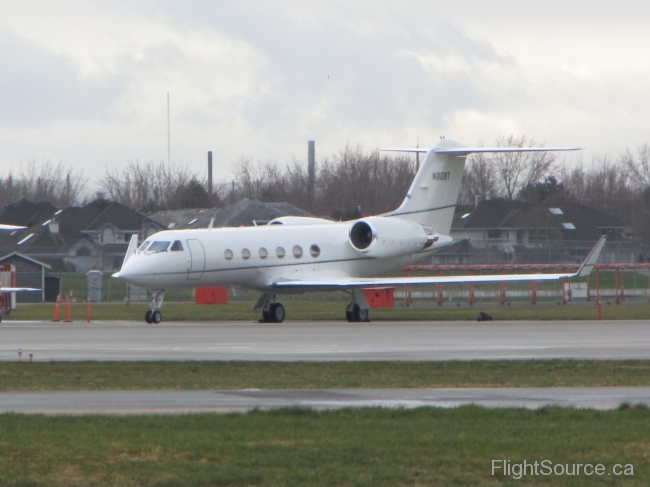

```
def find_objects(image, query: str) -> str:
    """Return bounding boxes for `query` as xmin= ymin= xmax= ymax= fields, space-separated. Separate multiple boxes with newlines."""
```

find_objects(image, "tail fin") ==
xmin=383 ymin=140 xmax=581 ymax=234
xmin=383 ymin=139 xmax=468 ymax=233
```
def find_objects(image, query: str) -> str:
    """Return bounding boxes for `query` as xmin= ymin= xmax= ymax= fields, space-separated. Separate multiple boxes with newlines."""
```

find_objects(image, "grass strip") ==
xmin=7 ymin=299 xmax=650 ymax=321
xmin=0 ymin=407 xmax=648 ymax=486
xmin=3 ymin=360 xmax=650 ymax=391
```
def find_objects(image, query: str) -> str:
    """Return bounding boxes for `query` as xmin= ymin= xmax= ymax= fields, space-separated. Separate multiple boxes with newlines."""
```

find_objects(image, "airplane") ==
xmin=113 ymin=138 xmax=605 ymax=324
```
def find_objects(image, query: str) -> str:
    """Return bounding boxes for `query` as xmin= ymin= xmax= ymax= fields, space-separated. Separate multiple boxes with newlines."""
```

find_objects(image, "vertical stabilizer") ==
xmin=385 ymin=139 xmax=468 ymax=233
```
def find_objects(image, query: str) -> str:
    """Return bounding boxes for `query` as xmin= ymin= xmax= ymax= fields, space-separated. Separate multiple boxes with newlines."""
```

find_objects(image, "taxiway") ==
xmin=1 ymin=319 xmax=649 ymax=361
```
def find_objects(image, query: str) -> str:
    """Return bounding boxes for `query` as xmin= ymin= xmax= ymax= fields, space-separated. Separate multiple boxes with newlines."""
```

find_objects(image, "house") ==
xmin=428 ymin=199 xmax=630 ymax=264
xmin=452 ymin=199 xmax=626 ymax=246
xmin=0 ymin=199 xmax=164 ymax=273
xmin=0 ymin=253 xmax=51 ymax=302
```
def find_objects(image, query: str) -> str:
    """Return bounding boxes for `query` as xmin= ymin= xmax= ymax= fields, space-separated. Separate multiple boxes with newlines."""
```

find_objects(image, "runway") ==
xmin=2 ymin=319 xmax=650 ymax=361
xmin=2 ymin=387 xmax=649 ymax=414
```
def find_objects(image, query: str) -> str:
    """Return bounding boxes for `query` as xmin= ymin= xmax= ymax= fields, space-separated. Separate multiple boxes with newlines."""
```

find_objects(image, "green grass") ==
xmin=7 ymin=298 xmax=650 ymax=321
xmin=0 ymin=407 xmax=648 ymax=486
xmin=3 ymin=360 xmax=650 ymax=391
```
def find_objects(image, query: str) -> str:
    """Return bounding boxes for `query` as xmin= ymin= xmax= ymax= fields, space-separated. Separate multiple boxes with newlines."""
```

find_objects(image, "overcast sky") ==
xmin=1 ymin=0 xmax=649 ymax=188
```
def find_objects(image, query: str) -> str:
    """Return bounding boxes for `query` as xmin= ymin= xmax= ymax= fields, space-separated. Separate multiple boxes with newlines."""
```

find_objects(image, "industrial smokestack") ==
xmin=308 ymin=140 xmax=315 ymax=209
xmin=207 ymin=151 xmax=213 ymax=199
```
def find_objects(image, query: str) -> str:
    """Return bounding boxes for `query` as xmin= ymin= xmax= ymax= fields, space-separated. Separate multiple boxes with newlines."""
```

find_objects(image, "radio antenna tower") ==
xmin=167 ymin=93 xmax=171 ymax=165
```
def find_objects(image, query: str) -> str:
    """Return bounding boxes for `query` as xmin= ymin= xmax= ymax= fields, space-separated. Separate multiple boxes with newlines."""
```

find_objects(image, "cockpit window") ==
xmin=170 ymin=240 xmax=184 ymax=251
xmin=147 ymin=241 xmax=171 ymax=252
xmin=137 ymin=240 xmax=151 ymax=251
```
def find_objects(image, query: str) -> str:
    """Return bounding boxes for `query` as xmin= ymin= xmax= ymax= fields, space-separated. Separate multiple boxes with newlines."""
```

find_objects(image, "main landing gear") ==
xmin=345 ymin=303 xmax=369 ymax=322
xmin=255 ymin=293 xmax=285 ymax=323
xmin=145 ymin=289 xmax=165 ymax=324
xmin=345 ymin=288 xmax=370 ymax=322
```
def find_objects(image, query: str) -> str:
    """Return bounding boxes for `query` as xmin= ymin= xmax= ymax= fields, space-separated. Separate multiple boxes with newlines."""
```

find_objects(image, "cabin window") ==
xmin=276 ymin=247 xmax=285 ymax=258
xmin=293 ymin=245 xmax=303 ymax=258
xmin=170 ymin=240 xmax=184 ymax=251
xmin=137 ymin=240 xmax=151 ymax=251
xmin=310 ymin=244 xmax=320 ymax=258
xmin=259 ymin=247 xmax=268 ymax=259
xmin=148 ymin=241 xmax=171 ymax=252
xmin=241 ymin=248 xmax=251 ymax=259
xmin=224 ymin=249 xmax=233 ymax=260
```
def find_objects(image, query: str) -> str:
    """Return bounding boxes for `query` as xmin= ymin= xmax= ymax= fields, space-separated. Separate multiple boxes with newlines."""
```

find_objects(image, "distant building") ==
xmin=429 ymin=199 xmax=630 ymax=264
xmin=0 ymin=199 xmax=163 ymax=273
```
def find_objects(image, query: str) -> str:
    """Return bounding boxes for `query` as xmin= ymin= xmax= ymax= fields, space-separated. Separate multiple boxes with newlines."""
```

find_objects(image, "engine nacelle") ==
xmin=348 ymin=217 xmax=432 ymax=258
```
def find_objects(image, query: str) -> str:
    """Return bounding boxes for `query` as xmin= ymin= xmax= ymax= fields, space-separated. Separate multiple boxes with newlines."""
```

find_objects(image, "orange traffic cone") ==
xmin=52 ymin=294 xmax=61 ymax=322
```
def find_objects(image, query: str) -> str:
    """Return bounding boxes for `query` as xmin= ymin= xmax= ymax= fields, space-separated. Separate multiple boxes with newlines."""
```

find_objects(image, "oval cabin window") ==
xmin=293 ymin=245 xmax=303 ymax=258
xmin=241 ymin=248 xmax=251 ymax=260
xmin=259 ymin=247 xmax=268 ymax=259
xmin=276 ymin=247 xmax=285 ymax=258
xmin=224 ymin=249 xmax=233 ymax=260
xmin=310 ymin=244 xmax=320 ymax=258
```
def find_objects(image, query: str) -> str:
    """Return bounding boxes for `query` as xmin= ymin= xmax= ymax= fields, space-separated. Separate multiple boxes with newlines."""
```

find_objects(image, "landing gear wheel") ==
xmin=345 ymin=304 xmax=354 ymax=322
xmin=346 ymin=304 xmax=369 ymax=322
xmin=145 ymin=310 xmax=153 ymax=323
xmin=151 ymin=310 xmax=162 ymax=324
xmin=262 ymin=305 xmax=271 ymax=322
xmin=270 ymin=303 xmax=285 ymax=323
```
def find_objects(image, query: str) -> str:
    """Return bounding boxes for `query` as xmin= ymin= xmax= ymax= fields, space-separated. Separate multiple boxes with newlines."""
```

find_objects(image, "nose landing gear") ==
xmin=145 ymin=289 xmax=165 ymax=324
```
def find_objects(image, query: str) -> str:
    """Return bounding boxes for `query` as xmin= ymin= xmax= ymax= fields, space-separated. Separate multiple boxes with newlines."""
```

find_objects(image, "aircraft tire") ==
xmin=262 ymin=307 xmax=271 ymax=322
xmin=345 ymin=304 xmax=354 ymax=322
xmin=152 ymin=310 xmax=162 ymax=323
xmin=270 ymin=303 xmax=285 ymax=323
xmin=145 ymin=310 xmax=153 ymax=323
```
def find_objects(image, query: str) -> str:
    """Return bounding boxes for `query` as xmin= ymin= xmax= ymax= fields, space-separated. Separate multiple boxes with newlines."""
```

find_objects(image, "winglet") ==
xmin=576 ymin=235 xmax=607 ymax=278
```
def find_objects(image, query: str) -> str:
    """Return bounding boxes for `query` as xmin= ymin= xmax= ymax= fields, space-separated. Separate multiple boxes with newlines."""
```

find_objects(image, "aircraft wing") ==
xmin=0 ymin=287 xmax=40 ymax=292
xmin=273 ymin=236 xmax=606 ymax=290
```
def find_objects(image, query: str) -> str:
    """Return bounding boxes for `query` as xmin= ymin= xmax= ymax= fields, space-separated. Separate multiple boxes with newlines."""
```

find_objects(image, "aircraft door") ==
xmin=187 ymin=239 xmax=206 ymax=280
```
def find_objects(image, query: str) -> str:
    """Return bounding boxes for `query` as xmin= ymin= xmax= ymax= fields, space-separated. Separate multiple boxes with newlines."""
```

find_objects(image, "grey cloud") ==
xmin=0 ymin=30 xmax=125 ymax=126
xmin=147 ymin=2 xmax=507 ymax=137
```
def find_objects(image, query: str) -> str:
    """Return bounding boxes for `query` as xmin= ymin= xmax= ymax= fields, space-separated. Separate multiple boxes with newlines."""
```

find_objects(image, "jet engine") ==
xmin=348 ymin=217 xmax=437 ymax=258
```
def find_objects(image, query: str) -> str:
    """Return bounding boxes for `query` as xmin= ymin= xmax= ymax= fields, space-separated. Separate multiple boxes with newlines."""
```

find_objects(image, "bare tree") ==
xmin=101 ymin=160 xmax=198 ymax=210
xmin=0 ymin=160 xmax=87 ymax=208
xmin=488 ymin=135 xmax=556 ymax=200
xmin=621 ymin=143 xmax=650 ymax=188
xmin=459 ymin=152 xmax=499 ymax=205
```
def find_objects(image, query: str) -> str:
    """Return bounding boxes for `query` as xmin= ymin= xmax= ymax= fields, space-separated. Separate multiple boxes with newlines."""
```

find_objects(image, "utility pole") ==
xmin=308 ymin=140 xmax=315 ymax=210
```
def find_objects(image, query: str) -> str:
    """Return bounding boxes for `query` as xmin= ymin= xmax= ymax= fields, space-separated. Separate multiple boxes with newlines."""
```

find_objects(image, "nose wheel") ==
xmin=145 ymin=290 xmax=165 ymax=324
xmin=145 ymin=310 xmax=162 ymax=324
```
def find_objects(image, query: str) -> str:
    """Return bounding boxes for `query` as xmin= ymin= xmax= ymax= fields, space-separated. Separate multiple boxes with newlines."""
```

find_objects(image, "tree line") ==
xmin=2 ymin=136 xmax=650 ymax=239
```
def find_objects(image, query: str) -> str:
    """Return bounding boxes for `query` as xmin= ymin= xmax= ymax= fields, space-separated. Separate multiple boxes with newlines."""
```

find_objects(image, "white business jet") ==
xmin=114 ymin=139 xmax=605 ymax=324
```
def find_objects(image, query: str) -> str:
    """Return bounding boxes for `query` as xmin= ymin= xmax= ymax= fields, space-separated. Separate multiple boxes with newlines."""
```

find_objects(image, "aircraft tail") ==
xmin=383 ymin=140 xmax=468 ymax=234
xmin=383 ymin=140 xmax=580 ymax=234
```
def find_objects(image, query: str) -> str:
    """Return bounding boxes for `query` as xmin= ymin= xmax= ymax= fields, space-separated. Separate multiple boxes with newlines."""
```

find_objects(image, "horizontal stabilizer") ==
xmin=382 ymin=147 xmax=581 ymax=156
